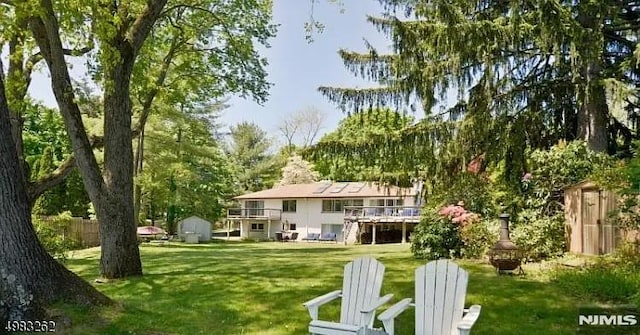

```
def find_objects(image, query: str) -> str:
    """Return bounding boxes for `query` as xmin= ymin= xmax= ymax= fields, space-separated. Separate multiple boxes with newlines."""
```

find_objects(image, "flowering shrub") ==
xmin=438 ymin=202 xmax=481 ymax=226
xmin=411 ymin=208 xmax=463 ymax=260
xmin=411 ymin=202 xmax=492 ymax=259
xmin=506 ymin=141 xmax=615 ymax=260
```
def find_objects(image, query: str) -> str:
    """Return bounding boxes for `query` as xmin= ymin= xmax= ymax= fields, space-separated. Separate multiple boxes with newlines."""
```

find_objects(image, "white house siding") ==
xmin=237 ymin=195 xmax=417 ymax=242
xmin=238 ymin=198 xmax=283 ymax=240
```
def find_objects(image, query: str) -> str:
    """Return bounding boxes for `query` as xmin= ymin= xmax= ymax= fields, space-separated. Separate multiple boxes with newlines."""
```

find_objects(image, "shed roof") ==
xmin=562 ymin=179 xmax=598 ymax=190
xmin=178 ymin=216 xmax=211 ymax=223
xmin=234 ymin=182 xmax=413 ymax=200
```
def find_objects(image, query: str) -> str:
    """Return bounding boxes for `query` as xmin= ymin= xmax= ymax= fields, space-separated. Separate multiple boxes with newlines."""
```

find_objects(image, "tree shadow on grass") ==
xmin=382 ymin=261 xmax=582 ymax=335
xmin=64 ymin=245 xmax=586 ymax=335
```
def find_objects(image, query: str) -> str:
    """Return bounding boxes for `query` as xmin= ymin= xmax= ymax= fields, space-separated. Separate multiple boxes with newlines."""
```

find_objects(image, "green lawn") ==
xmin=57 ymin=241 xmax=587 ymax=335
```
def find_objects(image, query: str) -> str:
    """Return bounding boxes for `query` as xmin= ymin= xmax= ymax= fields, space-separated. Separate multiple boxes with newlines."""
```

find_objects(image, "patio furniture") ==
xmin=303 ymin=256 xmax=393 ymax=335
xmin=275 ymin=232 xmax=285 ymax=242
xmin=302 ymin=233 xmax=320 ymax=242
xmin=318 ymin=232 xmax=337 ymax=243
xmin=289 ymin=232 xmax=299 ymax=242
xmin=376 ymin=260 xmax=482 ymax=335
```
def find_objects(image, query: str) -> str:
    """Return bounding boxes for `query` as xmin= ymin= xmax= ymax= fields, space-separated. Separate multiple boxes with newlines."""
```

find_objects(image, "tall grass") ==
xmin=551 ymin=242 xmax=640 ymax=306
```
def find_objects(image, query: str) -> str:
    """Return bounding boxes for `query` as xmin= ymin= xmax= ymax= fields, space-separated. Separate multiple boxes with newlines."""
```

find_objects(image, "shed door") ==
xmin=599 ymin=192 xmax=620 ymax=254
xmin=581 ymin=190 xmax=601 ymax=255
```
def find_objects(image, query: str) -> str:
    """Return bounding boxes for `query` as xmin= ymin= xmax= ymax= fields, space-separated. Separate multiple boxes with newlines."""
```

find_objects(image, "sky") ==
xmin=221 ymin=0 xmax=392 ymax=143
xmin=28 ymin=0 xmax=396 ymax=146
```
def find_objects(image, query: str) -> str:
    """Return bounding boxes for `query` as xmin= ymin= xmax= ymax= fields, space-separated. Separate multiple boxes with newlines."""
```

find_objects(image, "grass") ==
xmin=54 ymin=241 xmax=601 ymax=335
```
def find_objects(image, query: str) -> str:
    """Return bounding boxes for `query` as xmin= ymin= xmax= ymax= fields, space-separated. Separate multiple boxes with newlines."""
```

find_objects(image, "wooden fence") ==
xmin=38 ymin=216 xmax=101 ymax=248
xmin=66 ymin=218 xmax=100 ymax=247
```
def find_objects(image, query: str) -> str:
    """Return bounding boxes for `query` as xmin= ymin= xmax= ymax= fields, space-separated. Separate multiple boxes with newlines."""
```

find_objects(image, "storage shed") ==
xmin=564 ymin=180 xmax=621 ymax=255
xmin=177 ymin=216 xmax=212 ymax=242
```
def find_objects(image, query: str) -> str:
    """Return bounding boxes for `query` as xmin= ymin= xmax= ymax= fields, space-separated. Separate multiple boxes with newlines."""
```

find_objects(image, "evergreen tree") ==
xmin=319 ymin=0 xmax=639 ymax=187
xmin=308 ymin=108 xmax=414 ymax=183
xmin=226 ymin=122 xmax=281 ymax=192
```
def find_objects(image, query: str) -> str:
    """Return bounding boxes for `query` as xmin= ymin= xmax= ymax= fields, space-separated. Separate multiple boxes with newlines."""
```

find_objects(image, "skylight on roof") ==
xmin=330 ymin=183 xmax=348 ymax=193
xmin=313 ymin=182 xmax=332 ymax=194
xmin=348 ymin=183 xmax=366 ymax=193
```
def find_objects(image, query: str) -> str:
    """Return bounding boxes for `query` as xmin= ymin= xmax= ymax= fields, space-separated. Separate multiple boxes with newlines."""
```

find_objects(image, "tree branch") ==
xmin=23 ymin=46 xmax=93 ymax=85
xmin=128 ymin=0 xmax=169 ymax=54
xmin=29 ymin=0 xmax=106 ymax=201
xmin=27 ymin=156 xmax=76 ymax=202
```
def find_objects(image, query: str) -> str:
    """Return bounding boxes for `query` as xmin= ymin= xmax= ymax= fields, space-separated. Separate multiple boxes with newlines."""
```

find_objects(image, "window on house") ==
xmin=289 ymin=223 xmax=297 ymax=231
xmin=374 ymin=199 xmax=403 ymax=207
xmin=322 ymin=199 xmax=364 ymax=212
xmin=282 ymin=200 xmax=297 ymax=212
xmin=245 ymin=200 xmax=264 ymax=216
xmin=251 ymin=223 xmax=265 ymax=231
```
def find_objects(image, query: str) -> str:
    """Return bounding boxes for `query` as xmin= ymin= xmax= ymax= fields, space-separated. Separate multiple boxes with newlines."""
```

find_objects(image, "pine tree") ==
xmin=318 ymin=0 xmax=639 ymax=186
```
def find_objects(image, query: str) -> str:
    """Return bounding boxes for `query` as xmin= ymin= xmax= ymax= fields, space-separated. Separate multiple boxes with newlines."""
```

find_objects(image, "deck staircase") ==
xmin=343 ymin=220 xmax=360 ymax=245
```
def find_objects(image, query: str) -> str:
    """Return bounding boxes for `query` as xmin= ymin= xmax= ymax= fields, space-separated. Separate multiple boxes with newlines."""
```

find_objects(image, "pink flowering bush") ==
xmin=411 ymin=202 xmax=492 ymax=259
xmin=438 ymin=202 xmax=481 ymax=227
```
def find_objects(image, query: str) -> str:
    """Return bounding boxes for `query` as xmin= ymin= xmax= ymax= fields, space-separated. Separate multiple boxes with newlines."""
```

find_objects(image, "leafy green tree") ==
xmin=318 ymin=0 xmax=638 ymax=190
xmin=226 ymin=122 xmax=281 ymax=193
xmin=0 ymin=55 xmax=109 ymax=323
xmin=1 ymin=0 xmax=275 ymax=278
xmin=22 ymin=106 xmax=91 ymax=217
xmin=139 ymin=107 xmax=235 ymax=233
xmin=308 ymin=108 xmax=413 ymax=181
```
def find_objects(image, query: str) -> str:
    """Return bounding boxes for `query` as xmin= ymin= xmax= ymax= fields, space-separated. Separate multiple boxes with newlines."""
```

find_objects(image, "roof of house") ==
xmin=234 ymin=182 xmax=414 ymax=200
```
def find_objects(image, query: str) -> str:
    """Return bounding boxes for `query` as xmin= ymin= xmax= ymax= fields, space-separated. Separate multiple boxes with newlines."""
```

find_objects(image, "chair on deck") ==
xmin=275 ymin=232 xmax=285 ymax=242
xmin=303 ymin=256 xmax=393 ymax=335
xmin=376 ymin=260 xmax=482 ymax=335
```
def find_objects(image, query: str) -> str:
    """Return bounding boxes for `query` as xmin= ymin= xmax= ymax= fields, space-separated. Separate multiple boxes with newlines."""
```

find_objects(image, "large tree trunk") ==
xmin=0 ymin=59 xmax=111 ymax=322
xmin=575 ymin=11 xmax=610 ymax=153
xmin=576 ymin=71 xmax=609 ymax=153
xmin=30 ymin=0 xmax=142 ymax=278
xmin=29 ymin=0 xmax=168 ymax=279
xmin=100 ymin=54 xmax=143 ymax=278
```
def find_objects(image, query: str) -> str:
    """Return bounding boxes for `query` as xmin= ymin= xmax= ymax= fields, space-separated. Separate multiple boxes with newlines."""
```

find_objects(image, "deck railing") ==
xmin=227 ymin=208 xmax=282 ymax=220
xmin=343 ymin=205 xmax=421 ymax=220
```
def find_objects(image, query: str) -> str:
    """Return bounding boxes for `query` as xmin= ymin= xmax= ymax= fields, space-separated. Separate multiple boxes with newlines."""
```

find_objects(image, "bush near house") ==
xmin=411 ymin=203 xmax=495 ymax=260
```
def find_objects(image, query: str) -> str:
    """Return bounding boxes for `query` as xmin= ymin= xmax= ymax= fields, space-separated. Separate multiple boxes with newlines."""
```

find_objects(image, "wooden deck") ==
xmin=343 ymin=206 xmax=421 ymax=224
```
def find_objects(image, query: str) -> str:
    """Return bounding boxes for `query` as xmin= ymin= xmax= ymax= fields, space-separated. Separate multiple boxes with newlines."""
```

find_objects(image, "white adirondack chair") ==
xmin=376 ymin=260 xmax=481 ymax=335
xmin=303 ymin=256 xmax=394 ymax=335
